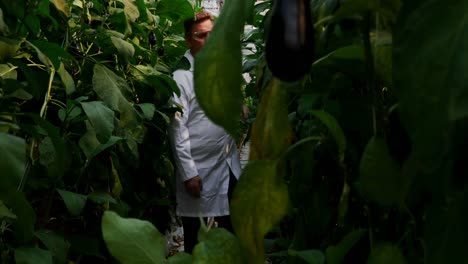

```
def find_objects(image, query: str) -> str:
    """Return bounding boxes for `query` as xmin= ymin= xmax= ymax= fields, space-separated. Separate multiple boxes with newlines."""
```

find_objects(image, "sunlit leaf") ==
xmin=50 ymin=0 xmax=71 ymax=17
xmin=92 ymin=64 xmax=138 ymax=129
xmin=358 ymin=136 xmax=407 ymax=206
xmin=193 ymin=228 xmax=245 ymax=263
xmin=194 ymin=0 xmax=255 ymax=136
xmin=57 ymin=189 xmax=87 ymax=216
xmin=111 ymin=36 xmax=135 ymax=62
xmin=102 ymin=211 xmax=166 ymax=264
xmin=231 ymin=160 xmax=289 ymax=264
xmin=0 ymin=132 xmax=26 ymax=191
xmin=81 ymin=101 xmax=115 ymax=143
xmin=15 ymin=247 xmax=53 ymax=264
xmin=57 ymin=62 xmax=75 ymax=95
xmin=119 ymin=0 xmax=140 ymax=22
xmin=249 ymin=78 xmax=293 ymax=160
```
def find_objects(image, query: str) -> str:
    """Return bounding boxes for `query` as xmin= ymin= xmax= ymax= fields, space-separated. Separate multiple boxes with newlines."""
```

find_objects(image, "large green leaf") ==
xmin=81 ymin=101 xmax=115 ymax=143
xmin=167 ymin=252 xmax=192 ymax=264
xmin=358 ymin=136 xmax=408 ymax=206
xmin=50 ymin=0 xmax=71 ymax=17
xmin=30 ymin=40 xmax=75 ymax=69
xmin=316 ymin=0 xmax=401 ymax=26
xmin=35 ymin=230 xmax=70 ymax=263
xmin=424 ymin=191 xmax=468 ymax=264
xmin=0 ymin=200 xmax=17 ymax=219
xmin=310 ymin=110 xmax=346 ymax=161
xmin=249 ymin=78 xmax=293 ymax=160
xmin=119 ymin=0 xmax=140 ymax=22
xmin=393 ymin=0 xmax=468 ymax=169
xmin=15 ymin=247 xmax=53 ymax=264
xmin=194 ymin=0 xmax=255 ymax=136
xmin=326 ymin=229 xmax=366 ymax=264
xmin=0 ymin=132 xmax=26 ymax=191
xmin=101 ymin=211 xmax=166 ymax=264
xmin=193 ymin=228 xmax=245 ymax=263
xmin=155 ymin=0 xmax=194 ymax=22
xmin=111 ymin=36 xmax=135 ymax=62
xmin=92 ymin=64 xmax=138 ymax=129
xmin=0 ymin=191 xmax=36 ymax=243
xmin=288 ymin=249 xmax=325 ymax=264
xmin=231 ymin=160 xmax=289 ymax=264
xmin=56 ymin=189 xmax=87 ymax=217
xmin=367 ymin=244 xmax=406 ymax=264
xmin=57 ymin=62 xmax=75 ymax=95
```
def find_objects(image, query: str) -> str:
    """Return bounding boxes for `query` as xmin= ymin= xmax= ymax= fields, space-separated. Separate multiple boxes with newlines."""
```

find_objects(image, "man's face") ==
xmin=186 ymin=19 xmax=213 ymax=56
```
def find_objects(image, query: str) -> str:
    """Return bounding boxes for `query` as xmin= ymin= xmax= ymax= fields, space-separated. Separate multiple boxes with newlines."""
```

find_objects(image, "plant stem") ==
xmin=19 ymin=68 xmax=56 ymax=191
xmin=362 ymin=12 xmax=377 ymax=136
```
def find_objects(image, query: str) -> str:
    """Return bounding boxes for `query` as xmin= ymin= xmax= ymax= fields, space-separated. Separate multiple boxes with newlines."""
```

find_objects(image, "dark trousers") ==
xmin=182 ymin=170 xmax=237 ymax=253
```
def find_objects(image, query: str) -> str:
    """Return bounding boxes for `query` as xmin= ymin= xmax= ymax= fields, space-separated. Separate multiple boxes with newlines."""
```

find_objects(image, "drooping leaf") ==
xmin=0 ymin=132 xmax=26 ymax=191
xmin=136 ymin=103 xmax=156 ymax=120
xmin=310 ymin=110 xmax=346 ymax=161
xmin=312 ymin=45 xmax=364 ymax=68
xmin=231 ymin=160 xmax=289 ymax=263
xmin=249 ymin=78 xmax=293 ymax=160
xmin=92 ymin=64 xmax=138 ymax=129
xmin=0 ymin=8 xmax=10 ymax=35
xmin=424 ymin=192 xmax=468 ymax=264
xmin=194 ymin=0 xmax=256 ymax=136
xmin=155 ymin=0 xmax=194 ymax=22
xmin=50 ymin=0 xmax=71 ymax=17
xmin=0 ymin=200 xmax=17 ymax=219
xmin=316 ymin=0 xmax=401 ymax=26
xmin=119 ymin=0 xmax=140 ymax=22
xmin=102 ymin=211 xmax=166 ymax=264
xmin=57 ymin=62 xmax=75 ymax=95
xmin=30 ymin=40 xmax=74 ymax=69
xmin=0 ymin=64 xmax=17 ymax=79
xmin=111 ymin=36 xmax=135 ymax=62
xmin=358 ymin=136 xmax=408 ymax=206
xmin=167 ymin=252 xmax=192 ymax=264
xmin=0 ymin=191 xmax=36 ymax=243
xmin=325 ymin=229 xmax=366 ymax=264
xmin=14 ymin=247 xmax=53 ymax=264
xmin=35 ymin=230 xmax=70 ymax=263
xmin=81 ymin=101 xmax=115 ymax=143
xmin=367 ymin=244 xmax=406 ymax=264
xmin=193 ymin=228 xmax=245 ymax=263
xmin=56 ymin=189 xmax=87 ymax=216
xmin=393 ymin=0 xmax=468 ymax=170
xmin=288 ymin=249 xmax=325 ymax=264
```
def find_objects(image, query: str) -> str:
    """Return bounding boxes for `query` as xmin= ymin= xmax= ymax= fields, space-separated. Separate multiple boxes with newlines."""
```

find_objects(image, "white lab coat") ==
xmin=169 ymin=50 xmax=241 ymax=217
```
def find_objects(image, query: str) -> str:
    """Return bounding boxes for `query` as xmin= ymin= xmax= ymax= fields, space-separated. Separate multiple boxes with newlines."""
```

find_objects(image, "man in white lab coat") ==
xmin=169 ymin=10 xmax=242 ymax=253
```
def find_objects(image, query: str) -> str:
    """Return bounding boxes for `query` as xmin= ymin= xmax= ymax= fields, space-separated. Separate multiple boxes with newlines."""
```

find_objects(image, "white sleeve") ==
xmin=169 ymin=73 xmax=198 ymax=182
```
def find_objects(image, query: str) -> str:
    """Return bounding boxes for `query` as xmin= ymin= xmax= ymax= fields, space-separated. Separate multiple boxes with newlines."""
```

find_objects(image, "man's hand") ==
xmin=184 ymin=176 xmax=202 ymax=198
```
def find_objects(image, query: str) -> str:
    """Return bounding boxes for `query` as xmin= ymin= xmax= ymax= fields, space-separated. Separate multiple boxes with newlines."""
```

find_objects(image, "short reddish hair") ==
xmin=184 ymin=10 xmax=214 ymax=36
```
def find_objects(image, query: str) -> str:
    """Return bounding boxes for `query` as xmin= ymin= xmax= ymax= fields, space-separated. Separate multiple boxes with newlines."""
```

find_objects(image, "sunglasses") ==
xmin=191 ymin=30 xmax=211 ymax=40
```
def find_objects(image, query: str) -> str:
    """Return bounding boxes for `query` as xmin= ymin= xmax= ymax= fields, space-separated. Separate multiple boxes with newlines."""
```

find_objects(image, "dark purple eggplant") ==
xmin=265 ymin=0 xmax=314 ymax=82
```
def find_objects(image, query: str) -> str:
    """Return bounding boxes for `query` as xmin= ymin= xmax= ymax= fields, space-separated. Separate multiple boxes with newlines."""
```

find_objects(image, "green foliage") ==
xmin=194 ymin=0 xmax=255 ymax=137
xmin=102 ymin=211 xmax=166 ymax=263
xmin=1 ymin=0 xmax=467 ymax=263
